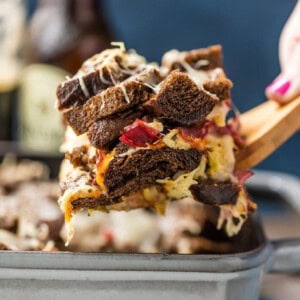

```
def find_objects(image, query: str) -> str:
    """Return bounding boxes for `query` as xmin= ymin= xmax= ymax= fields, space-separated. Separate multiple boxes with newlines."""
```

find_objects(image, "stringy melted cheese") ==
xmin=60 ymin=126 xmax=90 ymax=153
xmin=162 ymin=129 xmax=191 ymax=150
xmin=217 ymin=188 xmax=257 ymax=236
xmin=162 ymin=49 xmax=223 ymax=88
xmin=206 ymin=101 xmax=230 ymax=127
xmin=157 ymin=156 xmax=207 ymax=200
xmin=60 ymin=43 xmax=148 ymax=106
xmin=206 ymin=134 xmax=235 ymax=182
xmin=58 ymin=165 xmax=102 ymax=245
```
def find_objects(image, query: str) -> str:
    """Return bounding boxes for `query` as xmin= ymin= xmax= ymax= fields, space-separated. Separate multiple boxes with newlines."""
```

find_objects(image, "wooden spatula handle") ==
xmin=235 ymin=97 xmax=300 ymax=170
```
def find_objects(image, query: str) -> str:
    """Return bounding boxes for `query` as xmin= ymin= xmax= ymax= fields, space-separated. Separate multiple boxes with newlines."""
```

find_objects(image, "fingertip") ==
xmin=265 ymin=76 xmax=292 ymax=103
xmin=280 ymin=81 xmax=300 ymax=103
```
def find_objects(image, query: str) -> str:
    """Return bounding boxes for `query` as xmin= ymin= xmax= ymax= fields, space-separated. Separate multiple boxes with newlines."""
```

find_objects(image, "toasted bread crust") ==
xmin=104 ymin=145 xmax=202 ymax=198
xmin=87 ymin=108 xmax=143 ymax=149
xmin=71 ymin=195 xmax=121 ymax=209
xmin=190 ymin=180 xmax=240 ymax=205
xmin=203 ymin=72 xmax=233 ymax=101
xmin=144 ymin=70 xmax=218 ymax=126
xmin=56 ymin=67 xmax=126 ymax=110
xmin=63 ymin=67 xmax=161 ymax=135
xmin=162 ymin=45 xmax=223 ymax=72
xmin=56 ymin=49 xmax=147 ymax=110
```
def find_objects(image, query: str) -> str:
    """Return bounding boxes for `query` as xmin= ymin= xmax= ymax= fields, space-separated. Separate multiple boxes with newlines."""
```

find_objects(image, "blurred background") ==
xmin=0 ymin=1 xmax=300 ymax=298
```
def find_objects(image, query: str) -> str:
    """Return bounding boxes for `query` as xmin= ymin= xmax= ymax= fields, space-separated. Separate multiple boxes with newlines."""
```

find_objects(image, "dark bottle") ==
xmin=18 ymin=0 xmax=112 ymax=153
xmin=27 ymin=0 xmax=112 ymax=74
xmin=0 ymin=0 xmax=26 ymax=141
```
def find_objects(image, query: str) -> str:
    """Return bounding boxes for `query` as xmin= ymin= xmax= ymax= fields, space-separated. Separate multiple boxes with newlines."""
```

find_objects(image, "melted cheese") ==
xmin=157 ymin=156 xmax=207 ymax=200
xmin=111 ymin=41 xmax=126 ymax=52
xmin=178 ymin=133 xmax=207 ymax=151
xmin=206 ymin=134 xmax=235 ymax=182
xmin=217 ymin=188 xmax=257 ymax=237
xmin=162 ymin=49 xmax=211 ymax=87
xmin=60 ymin=126 xmax=90 ymax=153
xmin=142 ymin=186 xmax=167 ymax=213
xmin=162 ymin=129 xmax=191 ymax=150
xmin=194 ymin=59 xmax=209 ymax=68
xmin=117 ymin=147 xmax=140 ymax=157
xmin=58 ymin=183 xmax=101 ymax=245
xmin=119 ymin=82 xmax=130 ymax=103
xmin=96 ymin=150 xmax=115 ymax=191
xmin=61 ymin=44 xmax=147 ymax=96
xmin=78 ymin=76 xmax=89 ymax=97
xmin=115 ymin=65 xmax=160 ymax=104
xmin=162 ymin=50 xmax=226 ymax=102
xmin=206 ymin=101 xmax=230 ymax=127
xmin=210 ymin=67 xmax=223 ymax=81
xmin=132 ymin=64 xmax=162 ymax=93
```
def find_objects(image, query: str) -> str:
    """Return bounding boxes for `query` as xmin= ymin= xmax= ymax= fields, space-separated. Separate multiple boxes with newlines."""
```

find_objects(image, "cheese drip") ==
xmin=217 ymin=188 xmax=257 ymax=236
xmin=61 ymin=44 xmax=148 ymax=101
xmin=58 ymin=166 xmax=102 ymax=245
xmin=162 ymin=49 xmax=224 ymax=93
xmin=157 ymin=156 xmax=207 ymax=200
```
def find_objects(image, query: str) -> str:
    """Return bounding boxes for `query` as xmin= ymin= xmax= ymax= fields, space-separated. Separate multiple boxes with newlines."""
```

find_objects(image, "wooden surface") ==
xmin=235 ymin=97 xmax=300 ymax=170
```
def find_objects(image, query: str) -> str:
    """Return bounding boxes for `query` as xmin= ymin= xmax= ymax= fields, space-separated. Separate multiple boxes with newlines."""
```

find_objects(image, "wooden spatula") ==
xmin=235 ymin=97 xmax=300 ymax=170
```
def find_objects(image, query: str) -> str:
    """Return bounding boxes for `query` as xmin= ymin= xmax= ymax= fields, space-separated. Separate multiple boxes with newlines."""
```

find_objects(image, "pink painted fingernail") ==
xmin=266 ymin=77 xmax=291 ymax=95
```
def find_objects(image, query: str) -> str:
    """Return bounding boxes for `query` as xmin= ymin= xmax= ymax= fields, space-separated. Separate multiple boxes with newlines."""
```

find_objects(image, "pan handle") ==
xmin=267 ymin=239 xmax=300 ymax=273
xmin=246 ymin=170 xmax=300 ymax=273
xmin=246 ymin=170 xmax=300 ymax=214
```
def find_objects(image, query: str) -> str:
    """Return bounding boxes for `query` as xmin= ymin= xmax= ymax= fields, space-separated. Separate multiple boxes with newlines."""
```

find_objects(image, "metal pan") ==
xmin=0 ymin=170 xmax=300 ymax=300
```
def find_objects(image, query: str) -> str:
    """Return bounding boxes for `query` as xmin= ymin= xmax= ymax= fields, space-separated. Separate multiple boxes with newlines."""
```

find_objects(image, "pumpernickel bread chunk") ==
xmin=56 ymin=67 xmax=126 ymax=110
xmin=64 ymin=67 xmax=162 ymax=135
xmin=203 ymin=72 xmax=233 ymax=101
xmin=162 ymin=46 xmax=232 ymax=101
xmin=88 ymin=108 xmax=143 ymax=149
xmin=72 ymin=195 xmax=120 ymax=209
xmin=162 ymin=45 xmax=223 ymax=72
xmin=56 ymin=49 xmax=147 ymax=110
xmin=104 ymin=146 xmax=202 ymax=198
xmin=144 ymin=70 xmax=218 ymax=126
xmin=65 ymin=145 xmax=89 ymax=169
xmin=190 ymin=181 xmax=240 ymax=205
xmin=56 ymin=45 xmax=257 ymax=245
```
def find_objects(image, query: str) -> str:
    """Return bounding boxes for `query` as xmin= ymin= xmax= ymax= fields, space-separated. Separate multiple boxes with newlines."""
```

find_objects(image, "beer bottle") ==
xmin=18 ymin=0 xmax=112 ymax=153
xmin=0 ymin=0 xmax=25 ymax=141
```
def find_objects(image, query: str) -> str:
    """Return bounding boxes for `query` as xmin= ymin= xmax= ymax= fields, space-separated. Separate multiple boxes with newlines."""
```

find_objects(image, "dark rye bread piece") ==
xmin=144 ymin=70 xmax=218 ymax=126
xmin=56 ymin=49 xmax=147 ymax=110
xmin=190 ymin=180 xmax=240 ymax=206
xmin=203 ymin=71 xmax=233 ymax=101
xmin=162 ymin=46 xmax=232 ymax=101
xmin=72 ymin=195 xmax=121 ymax=209
xmin=64 ymin=68 xmax=162 ymax=135
xmin=65 ymin=145 xmax=89 ymax=169
xmin=104 ymin=145 xmax=202 ymax=199
xmin=87 ymin=108 xmax=143 ymax=149
xmin=56 ymin=67 xmax=127 ymax=110
xmin=162 ymin=45 xmax=223 ymax=72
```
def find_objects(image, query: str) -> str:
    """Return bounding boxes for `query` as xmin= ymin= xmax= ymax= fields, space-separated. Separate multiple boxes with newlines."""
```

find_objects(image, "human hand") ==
xmin=266 ymin=2 xmax=300 ymax=103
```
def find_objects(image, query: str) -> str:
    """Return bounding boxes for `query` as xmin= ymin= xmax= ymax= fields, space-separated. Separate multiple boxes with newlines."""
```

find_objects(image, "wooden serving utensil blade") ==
xmin=235 ymin=97 xmax=300 ymax=170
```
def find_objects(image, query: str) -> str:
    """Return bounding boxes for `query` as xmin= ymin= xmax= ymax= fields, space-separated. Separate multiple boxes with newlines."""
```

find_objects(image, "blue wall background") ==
xmin=28 ymin=0 xmax=299 ymax=175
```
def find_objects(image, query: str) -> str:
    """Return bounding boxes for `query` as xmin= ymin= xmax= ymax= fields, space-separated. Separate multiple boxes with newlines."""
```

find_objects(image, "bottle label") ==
xmin=18 ymin=64 xmax=69 ymax=153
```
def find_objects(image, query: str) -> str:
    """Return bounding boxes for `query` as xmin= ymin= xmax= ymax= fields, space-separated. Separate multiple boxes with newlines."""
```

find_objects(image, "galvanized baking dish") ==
xmin=0 ymin=170 xmax=300 ymax=300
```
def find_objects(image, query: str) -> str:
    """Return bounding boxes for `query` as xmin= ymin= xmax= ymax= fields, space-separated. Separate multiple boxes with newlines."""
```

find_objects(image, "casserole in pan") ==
xmin=0 ymin=170 xmax=299 ymax=300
